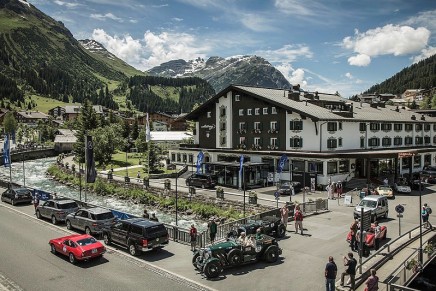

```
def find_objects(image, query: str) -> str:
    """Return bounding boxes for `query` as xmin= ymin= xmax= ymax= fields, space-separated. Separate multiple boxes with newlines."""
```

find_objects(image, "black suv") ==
xmin=186 ymin=174 xmax=217 ymax=189
xmin=102 ymin=218 xmax=169 ymax=256
xmin=1 ymin=188 xmax=33 ymax=205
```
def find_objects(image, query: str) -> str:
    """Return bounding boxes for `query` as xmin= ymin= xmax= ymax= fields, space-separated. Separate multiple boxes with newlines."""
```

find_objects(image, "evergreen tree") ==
xmin=3 ymin=112 xmax=18 ymax=135
xmin=131 ymin=118 xmax=139 ymax=140
xmin=73 ymin=99 xmax=99 ymax=163
xmin=122 ymin=119 xmax=130 ymax=139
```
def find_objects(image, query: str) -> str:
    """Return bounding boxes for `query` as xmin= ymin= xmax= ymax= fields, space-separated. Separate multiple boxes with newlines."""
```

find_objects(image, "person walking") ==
xmin=349 ymin=219 xmax=358 ymax=251
xmin=190 ymin=224 xmax=198 ymax=251
xmin=325 ymin=256 xmax=337 ymax=291
xmin=208 ymin=218 xmax=217 ymax=244
xmin=281 ymin=204 xmax=289 ymax=230
xmin=136 ymin=171 xmax=141 ymax=183
xmin=423 ymin=203 xmax=433 ymax=229
xmin=365 ymin=269 xmax=379 ymax=291
xmin=294 ymin=205 xmax=304 ymax=235
xmin=340 ymin=252 xmax=357 ymax=290
xmin=33 ymin=192 xmax=40 ymax=214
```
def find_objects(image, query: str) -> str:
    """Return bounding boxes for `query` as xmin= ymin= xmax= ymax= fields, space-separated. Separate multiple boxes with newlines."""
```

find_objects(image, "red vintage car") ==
xmin=49 ymin=234 xmax=106 ymax=264
xmin=346 ymin=224 xmax=387 ymax=248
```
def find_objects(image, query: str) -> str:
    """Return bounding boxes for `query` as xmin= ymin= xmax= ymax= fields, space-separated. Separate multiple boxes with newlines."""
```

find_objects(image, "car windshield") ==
xmin=359 ymin=200 xmax=377 ymax=208
xmin=94 ymin=212 xmax=115 ymax=220
xmin=280 ymin=185 xmax=291 ymax=190
xmin=76 ymin=237 xmax=97 ymax=246
xmin=59 ymin=202 xmax=78 ymax=209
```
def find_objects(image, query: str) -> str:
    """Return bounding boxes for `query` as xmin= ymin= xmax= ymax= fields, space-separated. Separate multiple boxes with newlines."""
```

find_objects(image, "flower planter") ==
xmin=164 ymin=179 xmax=171 ymax=190
xmin=249 ymin=196 xmax=257 ymax=205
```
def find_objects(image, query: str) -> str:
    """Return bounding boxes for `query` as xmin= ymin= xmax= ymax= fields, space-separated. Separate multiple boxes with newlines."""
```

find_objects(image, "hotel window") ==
xmin=368 ymin=137 xmax=380 ymax=147
xmin=289 ymin=137 xmax=303 ymax=148
xmin=270 ymin=121 xmax=278 ymax=131
xmin=424 ymin=124 xmax=430 ymax=131
xmin=433 ymin=124 xmax=436 ymax=131
xmin=434 ymin=136 xmax=436 ymax=144
xmin=394 ymin=137 xmax=403 ymax=145
xmin=370 ymin=123 xmax=380 ymax=131
xmin=405 ymin=123 xmax=413 ymax=131
xmin=272 ymin=107 xmax=277 ymax=114
xmin=360 ymin=137 xmax=365 ymax=148
xmin=239 ymin=137 xmax=246 ymax=145
xmin=382 ymin=137 xmax=392 ymax=146
xmin=177 ymin=153 xmax=181 ymax=162
xmin=414 ymin=155 xmax=421 ymax=168
xmin=339 ymin=160 xmax=349 ymax=173
xmin=220 ymin=122 xmax=226 ymax=131
xmin=415 ymin=124 xmax=422 ymax=131
xmin=254 ymin=122 xmax=261 ymax=130
xmin=254 ymin=137 xmax=261 ymax=145
xmin=381 ymin=123 xmax=392 ymax=131
xmin=327 ymin=161 xmax=338 ymax=174
xmin=220 ymin=136 xmax=226 ymax=145
xmin=290 ymin=120 xmax=303 ymax=130
xmin=207 ymin=111 xmax=211 ymax=118
xmin=238 ymin=109 xmax=244 ymax=116
xmin=235 ymin=94 xmax=240 ymax=101
xmin=309 ymin=162 xmax=324 ymax=175
xmin=220 ymin=107 xmax=226 ymax=117
xmin=327 ymin=122 xmax=337 ymax=132
xmin=270 ymin=138 xmax=278 ymax=147
xmin=263 ymin=107 xmax=268 ymax=115
xmin=189 ymin=155 xmax=193 ymax=163
xmin=255 ymin=108 xmax=260 ymax=115
xmin=239 ymin=122 xmax=246 ymax=130
xmin=415 ymin=136 xmax=423 ymax=145
xmin=359 ymin=123 xmax=367 ymax=131
xmin=171 ymin=153 xmax=176 ymax=161
xmin=394 ymin=123 xmax=403 ymax=131
xmin=327 ymin=138 xmax=338 ymax=149
xmin=247 ymin=109 xmax=252 ymax=115
xmin=338 ymin=122 xmax=343 ymax=130
xmin=338 ymin=137 xmax=343 ymax=147
xmin=405 ymin=136 xmax=413 ymax=145
xmin=424 ymin=136 xmax=431 ymax=144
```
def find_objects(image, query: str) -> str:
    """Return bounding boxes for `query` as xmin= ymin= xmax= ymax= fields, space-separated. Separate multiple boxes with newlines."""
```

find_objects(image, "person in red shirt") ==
xmin=190 ymin=224 xmax=198 ymax=251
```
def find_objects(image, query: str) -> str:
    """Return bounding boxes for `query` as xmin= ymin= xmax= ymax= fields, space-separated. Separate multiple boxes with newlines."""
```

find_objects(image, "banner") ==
xmin=3 ymin=135 xmax=10 ymax=168
xmin=145 ymin=112 xmax=151 ymax=143
xmin=239 ymin=155 xmax=244 ymax=176
xmin=196 ymin=151 xmax=204 ymax=174
xmin=277 ymin=154 xmax=288 ymax=173
xmin=85 ymin=135 xmax=97 ymax=183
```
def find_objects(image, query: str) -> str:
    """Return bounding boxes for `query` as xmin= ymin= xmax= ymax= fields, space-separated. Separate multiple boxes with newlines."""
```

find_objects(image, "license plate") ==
xmin=152 ymin=244 xmax=162 ymax=248
xmin=92 ymin=249 xmax=97 ymax=254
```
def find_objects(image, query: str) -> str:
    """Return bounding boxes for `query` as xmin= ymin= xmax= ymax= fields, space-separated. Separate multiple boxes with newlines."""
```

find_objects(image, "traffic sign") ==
xmin=274 ymin=191 xmax=280 ymax=200
xmin=395 ymin=204 xmax=405 ymax=214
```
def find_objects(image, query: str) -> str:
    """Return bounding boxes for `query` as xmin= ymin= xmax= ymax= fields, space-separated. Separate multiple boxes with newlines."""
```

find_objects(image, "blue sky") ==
xmin=27 ymin=0 xmax=436 ymax=98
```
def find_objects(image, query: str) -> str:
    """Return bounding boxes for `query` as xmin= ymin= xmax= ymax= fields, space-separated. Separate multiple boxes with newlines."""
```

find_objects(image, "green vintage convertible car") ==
xmin=192 ymin=234 xmax=282 ymax=278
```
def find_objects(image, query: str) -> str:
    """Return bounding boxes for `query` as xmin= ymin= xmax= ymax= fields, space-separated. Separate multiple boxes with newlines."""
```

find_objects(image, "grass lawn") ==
xmin=106 ymin=151 xmax=143 ymax=169
xmin=28 ymin=95 xmax=79 ymax=114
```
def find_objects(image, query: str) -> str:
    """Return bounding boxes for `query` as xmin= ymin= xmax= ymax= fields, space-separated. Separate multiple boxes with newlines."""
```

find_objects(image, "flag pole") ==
xmin=8 ymin=133 xmax=12 ymax=185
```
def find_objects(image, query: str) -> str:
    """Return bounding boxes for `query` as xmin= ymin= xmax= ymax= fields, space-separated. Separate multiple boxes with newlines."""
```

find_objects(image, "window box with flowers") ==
xmin=249 ymin=190 xmax=258 ymax=205
xmin=216 ymin=187 xmax=224 ymax=199
xmin=424 ymin=242 xmax=435 ymax=258
xmin=405 ymin=258 xmax=420 ymax=272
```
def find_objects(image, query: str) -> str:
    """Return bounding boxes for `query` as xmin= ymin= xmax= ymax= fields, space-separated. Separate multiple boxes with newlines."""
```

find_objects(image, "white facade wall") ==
xmin=216 ymin=92 xmax=233 ymax=149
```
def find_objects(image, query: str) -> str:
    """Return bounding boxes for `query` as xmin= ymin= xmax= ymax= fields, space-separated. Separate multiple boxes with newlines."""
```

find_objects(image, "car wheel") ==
xmin=192 ymin=252 xmax=201 ymax=269
xmin=11 ymin=199 xmax=15 ymax=206
xmin=66 ymin=220 xmax=72 ymax=230
xmin=384 ymin=212 xmax=388 ymax=219
xmin=103 ymin=233 xmax=111 ymax=245
xmin=263 ymin=245 xmax=279 ymax=263
xmin=69 ymin=253 xmax=76 ymax=264
xmin=203 ymin=260 xmax=222 ymax=279
xmin=227 ymin=249 xmax=243 ymax=266
xmin=51 ymin=215 xmax=57 ymax=225
xmin=277 ymin=224 xmax=286 ymax=238
xmin=85 ymin=227 xmax=91 ymax=235
xmin=129 ymin=243 xmax=137 ymax=256
xmin=50 ymin=244 xmax=56 ymax=254
xmin=36 ymin=210 xmax=41 ymax=219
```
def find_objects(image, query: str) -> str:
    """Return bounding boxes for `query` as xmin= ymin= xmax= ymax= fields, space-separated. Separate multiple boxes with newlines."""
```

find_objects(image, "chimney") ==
xmin=288 ymin=90 xmax=300 ymax=101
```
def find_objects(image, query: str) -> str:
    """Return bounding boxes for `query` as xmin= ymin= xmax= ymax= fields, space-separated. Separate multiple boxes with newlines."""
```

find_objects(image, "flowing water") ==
xmin=0 ymin=157 xmax=206 ymax=230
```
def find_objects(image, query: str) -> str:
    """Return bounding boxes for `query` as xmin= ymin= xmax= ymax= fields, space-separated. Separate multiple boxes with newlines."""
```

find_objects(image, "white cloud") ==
xmin=275 ymin=63 xmax=307 ymax=88
xmin=90 ymin=13 xmax=123 ymax=22
xmin=343 ymin=24 xmax=430 ymax=66
xmin=53 ymin=0 xmax=79 ymax=8
xmin=402 ymin=10 xmax=436 ymax=32
xmin=274 ymin=0 xmax=317 ymax=16
xmin=239 ymin=14 xmax=274 ymax=32
xmin=345 ymin=72 xmax=353 ymax=79
xmin=92 ymin=29 xmax=143 ymax=66
xmin=172 ymin=17 xmax=183 ymax=22
xmin=255 ymin=44 xmax=313 ymax=63
xmin=141 ymin=31 xmax=210 ymax=69
xmin=412 ymin=46 xmax=436 ymax=63
xmin=91 ymin=29 xmax=211 ymax=71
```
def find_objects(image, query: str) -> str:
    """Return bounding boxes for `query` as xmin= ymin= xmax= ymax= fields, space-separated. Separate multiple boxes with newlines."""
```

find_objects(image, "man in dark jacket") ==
xmin=340 ymin=252 xmax=357 ymax=290
xmin=325 ymin=256 xmax=337 ymax=291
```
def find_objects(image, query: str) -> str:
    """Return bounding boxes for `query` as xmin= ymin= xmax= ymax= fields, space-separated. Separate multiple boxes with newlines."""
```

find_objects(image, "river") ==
xmin=0 ymin=157 xmax=206 ymax=230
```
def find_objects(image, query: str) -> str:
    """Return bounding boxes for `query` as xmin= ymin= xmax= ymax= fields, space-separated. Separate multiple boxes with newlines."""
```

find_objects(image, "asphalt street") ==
xmin=0 ymin=185 xmax=435 ymax=291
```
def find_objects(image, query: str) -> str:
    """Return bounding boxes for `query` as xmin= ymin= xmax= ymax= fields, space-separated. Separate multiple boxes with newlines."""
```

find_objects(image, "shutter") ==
xmin=289 ymin=138 xmax=293 ymax=147
xmin=289 ymin=121 xmax=294 ymax=130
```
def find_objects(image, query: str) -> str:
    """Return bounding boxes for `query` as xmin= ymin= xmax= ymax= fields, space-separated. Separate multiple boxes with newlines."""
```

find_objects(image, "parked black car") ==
xmin=102 ymin=218 xmax=169 ymax=256
xmin=277 ymin=182 xmax=302 ymax=195
xmin=185 ymin=174 xmax=218 ymax=189
xmin=1 ymin=188 xmax=33 ymax=206
xmin=227 ymin=216 xmax=288 ymax=238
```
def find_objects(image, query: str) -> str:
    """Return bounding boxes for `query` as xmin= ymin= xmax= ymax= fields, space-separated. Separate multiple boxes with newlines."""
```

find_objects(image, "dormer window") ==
xmin=207 ymin=111 xmax=211 ymax=118
xmin=235 ymin=94 xmax=240 ymax=101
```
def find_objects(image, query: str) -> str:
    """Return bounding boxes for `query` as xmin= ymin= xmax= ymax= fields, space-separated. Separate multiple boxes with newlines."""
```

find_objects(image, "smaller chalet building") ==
xmin=170 ymin=84 xmax=436 ymax=189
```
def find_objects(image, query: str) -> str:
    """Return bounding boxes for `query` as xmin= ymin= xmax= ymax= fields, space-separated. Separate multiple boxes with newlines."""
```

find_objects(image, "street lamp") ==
xmin=419 ymin=179 xmax=423 ymax=265
xmin=22 ymin=152 xmax=25 ymax=187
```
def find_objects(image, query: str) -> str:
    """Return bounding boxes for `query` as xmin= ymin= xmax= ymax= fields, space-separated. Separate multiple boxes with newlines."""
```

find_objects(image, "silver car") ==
xmin=66 ymin=207 xmax=116 ymax=235
xmin=36 ymin=199 xmax=80 ymax=225
xmin=353 ymin=195 xmax=389 ymax=222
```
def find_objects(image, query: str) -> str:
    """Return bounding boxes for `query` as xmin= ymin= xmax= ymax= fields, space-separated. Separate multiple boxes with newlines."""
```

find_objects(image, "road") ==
xmin=0 ymin=202 xmax=208 ymax=291
xmin=0 ymin=185 xmax=435 ymax=291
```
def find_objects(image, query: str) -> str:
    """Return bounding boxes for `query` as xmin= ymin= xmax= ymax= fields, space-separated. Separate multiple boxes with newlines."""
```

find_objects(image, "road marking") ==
xmin=0 ymin=271 xmax=24 ymax=291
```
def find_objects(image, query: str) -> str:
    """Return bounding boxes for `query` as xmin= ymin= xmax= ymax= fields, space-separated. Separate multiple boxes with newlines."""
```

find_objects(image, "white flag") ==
xmin=145 ymin=112 xmax=151 ymax=143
